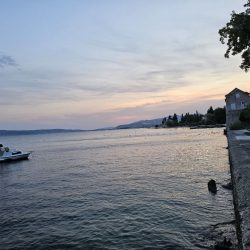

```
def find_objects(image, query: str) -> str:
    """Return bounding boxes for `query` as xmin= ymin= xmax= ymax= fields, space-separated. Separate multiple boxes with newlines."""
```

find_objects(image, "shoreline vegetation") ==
xmin=230 ymin=106 xmax=250 ymax=130
xmin=0 ymin=106 xmax=227 ymax=136
xmin=159 ymin=106 xmax=226 ymax=129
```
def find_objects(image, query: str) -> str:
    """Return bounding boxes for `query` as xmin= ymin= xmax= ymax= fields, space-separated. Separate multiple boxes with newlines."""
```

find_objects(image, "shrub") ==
xmin=230 ymin=121 xmax=245 ymax=130
xmin=239 ymin=107 xmax=250 ymax=123
xmin=214 ymin=107 xmax=226 ymax=124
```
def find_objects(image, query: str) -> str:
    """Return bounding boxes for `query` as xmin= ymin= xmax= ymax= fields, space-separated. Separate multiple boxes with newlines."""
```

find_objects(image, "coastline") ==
xmin=227 ymin=130 xmax=250 ymax=249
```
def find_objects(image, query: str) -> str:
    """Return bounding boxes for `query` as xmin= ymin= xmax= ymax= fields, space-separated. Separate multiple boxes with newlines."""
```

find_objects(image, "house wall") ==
xmin=225 ymin=90 xmax=250 ymax=128
xmin=226 ymin=91 xmax=250 ymax=111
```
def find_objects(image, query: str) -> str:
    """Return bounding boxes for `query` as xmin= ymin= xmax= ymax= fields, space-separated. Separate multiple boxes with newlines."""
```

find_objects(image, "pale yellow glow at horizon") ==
xmin=5 ymin=70 xmax=248 ymax=126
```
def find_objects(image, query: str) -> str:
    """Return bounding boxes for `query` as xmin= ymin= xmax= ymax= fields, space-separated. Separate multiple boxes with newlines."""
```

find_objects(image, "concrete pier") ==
xmin=228 ymin=130 xmax=250 ymax=249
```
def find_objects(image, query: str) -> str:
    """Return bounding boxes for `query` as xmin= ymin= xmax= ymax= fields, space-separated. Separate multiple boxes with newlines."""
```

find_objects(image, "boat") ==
xmin=0 ymin=144 xmax=31 ymax=162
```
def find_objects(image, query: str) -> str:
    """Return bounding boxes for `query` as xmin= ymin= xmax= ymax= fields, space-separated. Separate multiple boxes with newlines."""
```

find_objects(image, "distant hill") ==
xmin=0 ymin=129 xmax=85 ymax=136
xmin=93 ymin=127 xmax=114 ymax=131
xmin=116 ymin=118 xmax=163 ymax=129
xmin=0 ymin=116 xmax=181 ymax=135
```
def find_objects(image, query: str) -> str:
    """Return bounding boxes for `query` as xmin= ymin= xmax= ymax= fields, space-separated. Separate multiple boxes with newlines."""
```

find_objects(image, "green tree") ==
xmin=214 ymin=107 xmax=226 ymax=124
xmin=172 ymin=113 xmax=178 ymax=123
xmin=219 ymin=0 xmax=250 ymax=71
xmin=207 ymin=106 xmax=214 ymax=114
xmin=162 ymin=117 xmax=167 ymax=125
xmin=167 ymin=114 xmax=178 ymax=127
xmin=206 ymin=113 xmax=215 ymax=124
xmin=239 ymin=106 xmax=250 ymax=123
xmin=180 ymin=114 xmax=184 ymax=124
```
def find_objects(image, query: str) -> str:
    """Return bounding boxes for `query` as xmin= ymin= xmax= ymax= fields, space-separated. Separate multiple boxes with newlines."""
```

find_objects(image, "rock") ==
xmin=222 ymin=182 xmax=233 ymax=190
xmin=214 ymin=237 xmax=233 ymax=249
xmin=209 ymin=221 xmax=237 ymax=250
xmin=208 ymin=179 xmax=217 ymax=194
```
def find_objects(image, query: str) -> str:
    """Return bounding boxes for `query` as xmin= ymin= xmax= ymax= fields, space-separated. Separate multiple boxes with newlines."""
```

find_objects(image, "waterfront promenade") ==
xmin=228 ymin=130 xmax=250 ymax=249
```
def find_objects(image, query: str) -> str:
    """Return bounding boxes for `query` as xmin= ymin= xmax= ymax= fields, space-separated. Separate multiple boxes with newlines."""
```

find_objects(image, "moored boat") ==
xmin=0 ymin=144 xmax=31 ymax=162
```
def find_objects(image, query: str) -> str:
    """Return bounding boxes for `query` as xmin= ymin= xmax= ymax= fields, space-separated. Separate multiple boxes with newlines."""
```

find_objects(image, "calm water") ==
xmin=0 ymin=128 xmax=233 ymax=249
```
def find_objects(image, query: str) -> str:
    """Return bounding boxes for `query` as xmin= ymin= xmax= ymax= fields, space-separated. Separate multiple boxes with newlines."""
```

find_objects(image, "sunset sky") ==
xmin=0 ymin=0 xmax=249 ymax=130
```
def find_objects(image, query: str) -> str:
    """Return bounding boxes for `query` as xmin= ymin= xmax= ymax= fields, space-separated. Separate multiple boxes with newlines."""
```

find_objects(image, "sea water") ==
xmin=0 ymin=128 xmax=234 ymax=249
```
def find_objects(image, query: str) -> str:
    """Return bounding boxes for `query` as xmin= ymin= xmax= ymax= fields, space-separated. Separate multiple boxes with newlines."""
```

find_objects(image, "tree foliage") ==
xmin=174 ymin=112 xmax=203 ymax=126
xmin=207 ymin=106 xmax=214 ymax=114
xmin=206 ymin=106 xmax=226 ymax=124
xmin=239 ymin=106 xmax=250 ymax=122
xmin=161 ymin=106 xmax=225 ymax=128
xmin=166 ymin=114 xmax=178 ymax=127
xmin=172 ymin=113 xmax=178 ymax=122
xmin=213 ymin=107 xmax=226 ymax=124
xmin=219 ymin=0 xmax=250 ymax=71
xmin=161 ymin=117 xmax=167 ymax=125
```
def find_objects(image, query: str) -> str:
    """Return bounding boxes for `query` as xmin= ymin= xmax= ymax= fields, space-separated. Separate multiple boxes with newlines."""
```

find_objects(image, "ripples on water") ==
xmin=0 ymin=128 xmax=234 ymax=249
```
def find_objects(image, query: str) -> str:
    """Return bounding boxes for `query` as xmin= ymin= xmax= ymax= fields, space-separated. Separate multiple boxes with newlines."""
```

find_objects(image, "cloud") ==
xmin=59 ymin=91 xmax=226 ymax=129
xmin=0 ymin=54 xmax=17 ymax=68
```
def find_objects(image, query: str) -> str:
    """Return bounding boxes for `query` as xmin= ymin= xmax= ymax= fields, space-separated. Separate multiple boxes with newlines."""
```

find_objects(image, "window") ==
xmin=241 ymin=101 xmax=245 ymax=109
xmin=236 ymin=93 xmax=240 ymax=98
xmin=231 ymin=103 xmax=236 ymax=110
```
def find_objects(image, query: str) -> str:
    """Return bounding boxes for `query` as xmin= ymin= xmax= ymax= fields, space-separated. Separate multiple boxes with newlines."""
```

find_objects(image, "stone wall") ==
xmin=227 ymin=131 xmax=250 ymax=249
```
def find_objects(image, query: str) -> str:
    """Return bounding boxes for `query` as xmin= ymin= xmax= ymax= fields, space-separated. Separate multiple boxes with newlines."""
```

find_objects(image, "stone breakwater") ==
xmin=228 ymin=130 xmax=250 ymax=249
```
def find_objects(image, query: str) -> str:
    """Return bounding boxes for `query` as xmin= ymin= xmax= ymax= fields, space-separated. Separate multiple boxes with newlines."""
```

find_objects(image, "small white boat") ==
xmin=0 ymin=144 xmax=31 ymax=162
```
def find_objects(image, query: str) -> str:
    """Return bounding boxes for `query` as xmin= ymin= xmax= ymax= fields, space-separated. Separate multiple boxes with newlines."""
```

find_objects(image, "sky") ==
xmin=0 ymin=0 xmax=249 ymax=130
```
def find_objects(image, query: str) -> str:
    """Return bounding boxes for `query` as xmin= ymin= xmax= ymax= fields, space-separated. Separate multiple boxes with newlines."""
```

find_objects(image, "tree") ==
xmin=207 ymin=106 xmax=214 ymax=114
xmin=219 ymin=1 xmax=250 ymax=72
xmin=239 ymin=106 xmax=250 ymax=123
xmin=180 ymin=114 xmax=184 ymax=124
xmin=172 ymin=113 xmax=178 ymax=123
xmin=214 ymin=107 xmax=226 ymax=124
xmin=162 ymin=117 xmax=167 ymax=125
xmin=166 ymin=114 xmax=178 ymax=127
xmin=205 ymin=113 xmax=215 ymax=124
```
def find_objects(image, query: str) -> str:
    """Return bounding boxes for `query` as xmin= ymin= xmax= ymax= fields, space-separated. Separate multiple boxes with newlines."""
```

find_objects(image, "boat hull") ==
xmin=0 ymin=152 xmax=31 ymax=162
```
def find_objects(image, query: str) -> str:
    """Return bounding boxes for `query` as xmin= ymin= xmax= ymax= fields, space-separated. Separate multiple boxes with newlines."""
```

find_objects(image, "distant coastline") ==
xmin=0 ymin=106 xmax=227 ymax=136
xmin=0 ymin=129 xmax=85 ymax=136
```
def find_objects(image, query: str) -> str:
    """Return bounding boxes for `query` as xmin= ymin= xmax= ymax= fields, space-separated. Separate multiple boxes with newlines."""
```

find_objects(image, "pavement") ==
xmin=228 ymin=130 xmax=250 ymax=249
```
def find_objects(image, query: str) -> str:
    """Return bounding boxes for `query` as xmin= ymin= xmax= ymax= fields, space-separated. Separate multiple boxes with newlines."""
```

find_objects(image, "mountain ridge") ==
xmin=116 ymin=118 xmax=163 ymax=129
